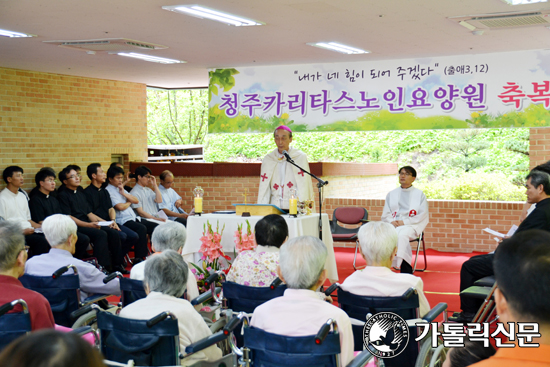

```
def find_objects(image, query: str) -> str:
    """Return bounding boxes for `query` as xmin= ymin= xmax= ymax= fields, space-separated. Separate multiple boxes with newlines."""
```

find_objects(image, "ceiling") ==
xmin=1 ymin=0 xmax=550 ymax=89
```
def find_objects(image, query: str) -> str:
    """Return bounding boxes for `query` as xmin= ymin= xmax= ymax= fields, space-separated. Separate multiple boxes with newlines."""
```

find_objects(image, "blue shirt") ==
xmin=105 ymin=184 xmax=137 ymax=225
xmin=159 ymin=184 xmax=186 ymax=220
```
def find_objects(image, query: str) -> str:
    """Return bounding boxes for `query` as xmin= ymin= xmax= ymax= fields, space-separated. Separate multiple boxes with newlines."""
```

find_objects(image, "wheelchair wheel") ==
xmin=415 ymin=339 xmax=447 ymax=367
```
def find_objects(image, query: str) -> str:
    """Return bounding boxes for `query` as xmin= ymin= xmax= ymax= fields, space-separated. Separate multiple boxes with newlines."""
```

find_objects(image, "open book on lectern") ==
xmin=232 ymin=203 xmax=287 ymax=216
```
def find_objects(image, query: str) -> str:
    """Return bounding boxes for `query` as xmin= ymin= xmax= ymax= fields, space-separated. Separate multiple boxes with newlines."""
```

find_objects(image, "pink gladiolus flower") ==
xmin=191 ymin=268 xmax=196 ymax=274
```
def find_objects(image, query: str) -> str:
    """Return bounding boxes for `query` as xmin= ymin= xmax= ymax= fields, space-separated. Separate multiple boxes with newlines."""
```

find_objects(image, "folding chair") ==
xmin=0 ymin=299 xmax=31 ymax=351
xmin=330 ymin=207 xmax=368 ymax=242
xmin=20 ymin=265 xmax=119 ymax=327
xmin=410 ymin=232 xmax=427 ymax=272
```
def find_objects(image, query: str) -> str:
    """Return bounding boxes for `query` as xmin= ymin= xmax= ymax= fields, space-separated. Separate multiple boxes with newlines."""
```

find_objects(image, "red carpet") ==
xmin=331 ymin=248 xmax=487 ymax=318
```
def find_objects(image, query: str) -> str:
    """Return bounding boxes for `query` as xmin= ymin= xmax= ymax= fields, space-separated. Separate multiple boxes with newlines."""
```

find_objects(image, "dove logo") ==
xmin=362 ymin=312 xmax=409 ymax=358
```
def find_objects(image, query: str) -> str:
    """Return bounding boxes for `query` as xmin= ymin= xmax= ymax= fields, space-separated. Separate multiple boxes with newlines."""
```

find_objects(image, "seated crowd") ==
xmin=0 ymin=164 xmax=549 ymax=367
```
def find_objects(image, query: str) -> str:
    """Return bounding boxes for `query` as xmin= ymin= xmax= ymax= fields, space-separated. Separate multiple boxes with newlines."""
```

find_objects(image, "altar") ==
xmin=183 ymin=213 xmax=339 ymax=282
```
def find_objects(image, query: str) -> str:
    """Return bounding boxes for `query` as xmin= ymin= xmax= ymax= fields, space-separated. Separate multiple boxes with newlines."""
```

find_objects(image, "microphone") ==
xmin=282 ymin=150 xmax=293 ymax=162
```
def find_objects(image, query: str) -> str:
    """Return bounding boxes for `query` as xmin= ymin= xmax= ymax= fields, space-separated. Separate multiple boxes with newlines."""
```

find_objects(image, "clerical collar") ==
xmin=400 ymin=185 xmax=414 ymax=190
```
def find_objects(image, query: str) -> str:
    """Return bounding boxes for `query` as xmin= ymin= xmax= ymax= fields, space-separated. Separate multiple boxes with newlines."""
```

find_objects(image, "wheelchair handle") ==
xmin=0 ymin=299 xmax=26 ymax=317
xmin=70 ymin=304 xmax=99 ymax=321
xmin=223 ymin=315 xmax=241 ymax=335
xmin=53 ymin=264 xmax=78 ymax=279
xmin=103 ymin=272 xmax=121 ymax=284
xmin=204 ymin=271 xmax=224 ymax=288
xmin=315 ymin=318 xmax=334 ymax=344
xmin=270 ymin=277 xmax=283 ymax=290
xmin=146 ymin=311 xmax=176 ymax=328
xmin=401 ymin=287 xmax=416 ymax=300
xmin=324 ymin=282 xmax=339 ymax=296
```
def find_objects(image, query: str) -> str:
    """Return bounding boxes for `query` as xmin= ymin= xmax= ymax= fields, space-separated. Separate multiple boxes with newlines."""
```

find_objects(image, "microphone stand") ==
xmin=283 ymin=153 xmax=328 ymax=240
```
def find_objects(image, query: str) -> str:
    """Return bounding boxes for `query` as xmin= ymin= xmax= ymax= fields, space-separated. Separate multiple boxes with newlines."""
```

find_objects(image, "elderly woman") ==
xmin=226 ymin=214 xmax=288 ymax=287
xmin=250 ymin=236 xmax=354 ymax=367
xmin=340 ymin=221 xmax=430 ymax=316
xmin=120 ymin=250 xmax=222 ymax=366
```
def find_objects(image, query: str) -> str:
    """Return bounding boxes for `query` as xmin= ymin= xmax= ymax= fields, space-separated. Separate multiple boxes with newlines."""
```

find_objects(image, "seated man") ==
xmin=473 ymin=229 xmax=550 ymax=366
xmin=25 ymin=214 xmax=121 ymax=301
xmin=120 ymin=250 xmax=222 ymax=366
xmin=0 ymin=221 xmax=55 ymax=330
xmin=340 ymin=221 xmax=430 ymax=316
xmin=29 ymin=169 xmax=90 ymax=260
xmin=250 ymin=236 xmax=353 ymax=366
xmin=105 ymin=166 xmax=153 ymax=254
xmin=130 ymin=165 xmax=165 ymax=229
xmin=84 ymin=163 xmax=147 ymax=267
xmin=227 ymin=214 xmax=288 ymax=287
xmin=109 ymin=162 xmax=133 ymax=192
xmin=130 ymin=221 xmax=199 ymax=303
xmin=158 ymin=170 xmax=188 ymax=226
xmin=452 ymin=170 xmax=550 ymax=323
xmin=57 ymin=166 xmax=125 ymax=273
xmin=381 ymin=165 xmax=428 ymax=274
xmin=0 ymin=166 xmax=50 ymax=257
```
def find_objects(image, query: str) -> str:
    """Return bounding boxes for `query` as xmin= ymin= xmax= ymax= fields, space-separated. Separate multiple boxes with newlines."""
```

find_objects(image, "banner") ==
xmin=208 ymin=49 xmax=550 ymax=133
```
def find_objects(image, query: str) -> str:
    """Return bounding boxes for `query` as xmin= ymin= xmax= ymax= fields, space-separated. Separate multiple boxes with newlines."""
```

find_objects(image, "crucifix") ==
xmin=241 ymin=188 xmax=251 ymax=217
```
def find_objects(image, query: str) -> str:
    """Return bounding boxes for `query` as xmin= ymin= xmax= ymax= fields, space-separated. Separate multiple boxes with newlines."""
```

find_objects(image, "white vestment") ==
xmin=257 ymin=147 xmax=314 ymax=209
xmin=381 ymin=186 xmax=429 ymax=267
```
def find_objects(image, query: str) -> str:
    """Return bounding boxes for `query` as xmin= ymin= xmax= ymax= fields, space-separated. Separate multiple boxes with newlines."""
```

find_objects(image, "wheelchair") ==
xmin=0 ymin=299 xmax=31 ymax=351
xmin=19 ymin=265 xmax=120 ymax=328
xmin=451 ymin=275 xmax=498 ymax=325
xmin=324 ymin=283 xmax=448 ymax=367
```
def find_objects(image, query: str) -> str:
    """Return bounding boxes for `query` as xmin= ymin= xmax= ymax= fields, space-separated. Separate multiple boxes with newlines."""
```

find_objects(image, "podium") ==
xmin=232 ymin=204 xmax=286 ymax=216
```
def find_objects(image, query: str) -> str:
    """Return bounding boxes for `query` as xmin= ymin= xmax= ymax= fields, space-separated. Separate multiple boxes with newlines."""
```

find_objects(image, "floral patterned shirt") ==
xmin=226 ymin=245 xmax=279 ymax=287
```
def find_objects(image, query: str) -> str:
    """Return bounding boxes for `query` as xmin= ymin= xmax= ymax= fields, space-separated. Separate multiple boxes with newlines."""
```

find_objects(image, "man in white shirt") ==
xmin=381 ymin=166 xmax=429 ymax=274
xmin=0 ymin=166 xmax=50 ymax=256
xmin=158 ymin=170 xmax=188 ymax=226
xmin=340 ymin=221 xmax=430 ymax=316
xmin=130 ymin=221 xmax=199 ymax=303
xmin=257 ymin=125 xmax=314 ymax=209
xmin=120 ymin=250 xmax=222 ymax=366
xmin=251 ymin=236 xmax=354 ymax=367
xmin=25 ymin=214 xmax=120 ymax=301
xmin=130 ymin=166 xmax=165 ymax=231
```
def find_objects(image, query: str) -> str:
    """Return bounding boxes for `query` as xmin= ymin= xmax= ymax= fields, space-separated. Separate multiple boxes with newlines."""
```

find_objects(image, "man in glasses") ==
xmin=57 ymin=166 xmax=125 ymax=274
xmin=381 ymin=166 xmax=429 ymax=274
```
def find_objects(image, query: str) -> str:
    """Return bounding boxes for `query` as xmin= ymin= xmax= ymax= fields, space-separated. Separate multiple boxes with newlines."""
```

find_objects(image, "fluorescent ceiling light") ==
xmin=501 ymin=0 xmax=547 ymax=4
xmin=162 ymin=5 xmax=264 ymax=26
xmin=117 ymin=53 xmax=185 ymax=64
xmin=308 ymin=42 xmax=369 ymax=55
xmin=0 ymin=29 xmax=35 ymax=38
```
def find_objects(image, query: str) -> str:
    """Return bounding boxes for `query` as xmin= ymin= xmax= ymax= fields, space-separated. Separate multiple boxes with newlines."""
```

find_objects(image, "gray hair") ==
xmin=357 ymin=221 xmax=398 ymax=265
xmin=0 ymin=222 xmax=25 ymax=272
xmin=151 ymin=221 xmax=187 ymax=252
xmin=42 ymin=214 xmax=77 ymax=248
xmin=144 ymin=250 xmax=188 ymax=298
xmin=526 ymin=170 xmax=550 ymax=195
xmin=279 ymin=235 xmax=327 ymax=289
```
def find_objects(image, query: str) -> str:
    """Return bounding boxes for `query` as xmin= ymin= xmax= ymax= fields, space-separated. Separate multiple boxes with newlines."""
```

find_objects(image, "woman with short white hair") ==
xmin=120 ymin=250 xmax=222 ymax=366
xmin=340 ymin=221 xmax=430 ymax=316
xmin=250 ymin=236 xmax=354 ymax=366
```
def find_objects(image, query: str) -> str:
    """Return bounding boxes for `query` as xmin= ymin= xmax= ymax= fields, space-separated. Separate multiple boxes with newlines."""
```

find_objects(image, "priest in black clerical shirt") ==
xmin=29 ymin=169 xmax=89 ymax=259
xmin=84 ymin=163 xmax=148 ymax=265
xmin=57 ymin=166 xmax=125 ymax=274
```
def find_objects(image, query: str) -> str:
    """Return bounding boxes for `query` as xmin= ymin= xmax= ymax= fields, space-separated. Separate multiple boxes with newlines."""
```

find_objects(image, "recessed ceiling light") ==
xmin=117 ymin=53 xmax=186 ymax=64
xmin=501 ymin=0 xmax=547 ymax=4
xmin=308 ymin=42 xmax=369 ymax=55
xmin=0 ymin=29 xmax=35 ymax=38
xmin=162 ymin=5 xmax=264 ymax=26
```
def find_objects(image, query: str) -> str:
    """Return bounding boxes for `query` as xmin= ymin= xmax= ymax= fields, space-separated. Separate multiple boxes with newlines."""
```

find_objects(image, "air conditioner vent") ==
xmin=44 ymin=38 xmax=167 ymax=52
xmin=449 ymin=9 xmax=550 ymax=30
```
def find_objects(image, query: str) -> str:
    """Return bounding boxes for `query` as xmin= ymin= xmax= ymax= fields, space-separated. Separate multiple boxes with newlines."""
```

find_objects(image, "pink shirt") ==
xmin=251 ymin=288 xmax=354 ymax=366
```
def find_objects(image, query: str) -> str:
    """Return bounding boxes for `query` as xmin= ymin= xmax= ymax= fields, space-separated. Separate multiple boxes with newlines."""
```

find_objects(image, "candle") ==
xmin=289 ymin=198 xmax=298 ymax=215
xmin=194 ymin=196 xmax=203 ymax=213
